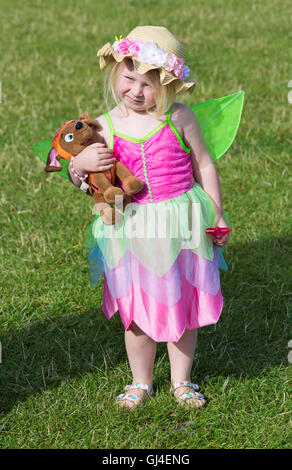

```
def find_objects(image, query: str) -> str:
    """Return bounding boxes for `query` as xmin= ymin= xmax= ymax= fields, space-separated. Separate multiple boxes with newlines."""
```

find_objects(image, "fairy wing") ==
xmin=32 ymin=139 xmax=70 ymax=180
xmin=191 ymin=90 xmax=245 ymax=161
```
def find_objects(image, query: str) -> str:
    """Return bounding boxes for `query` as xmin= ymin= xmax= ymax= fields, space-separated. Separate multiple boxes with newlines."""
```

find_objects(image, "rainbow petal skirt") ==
xmin=85 ymin=113 xmax=228 ymax=342
xmin=85 ymin=183 xmax=227 ymax=342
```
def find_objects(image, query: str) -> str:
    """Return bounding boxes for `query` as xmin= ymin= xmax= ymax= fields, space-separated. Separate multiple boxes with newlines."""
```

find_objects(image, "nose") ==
xmin=132 ymin=82 xmax=143 ymax=97
xmin=75 ymin=121 xmax=83 ymax=130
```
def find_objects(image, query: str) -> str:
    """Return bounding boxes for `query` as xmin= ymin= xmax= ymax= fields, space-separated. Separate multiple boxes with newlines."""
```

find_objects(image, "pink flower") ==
xmin=164 ymin=53 xmax=177 ymax=72
xmin=128 ymin=41 xmax=142 ymax=57
xmin=173 ymin=57 xmax=185 ymax=78
xmin=118 ymin=37 xmax=131 ymax=55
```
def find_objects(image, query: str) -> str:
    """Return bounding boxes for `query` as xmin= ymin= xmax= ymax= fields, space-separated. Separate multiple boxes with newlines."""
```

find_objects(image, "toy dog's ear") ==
xmin=79 ymin=112 xmax=101 ymax=130
xmin=45 ymin=148 xmax=63 ymax=172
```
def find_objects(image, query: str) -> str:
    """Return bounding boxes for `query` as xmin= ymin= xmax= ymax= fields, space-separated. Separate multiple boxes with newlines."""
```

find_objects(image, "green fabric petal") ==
xmin=191 ymin=91 xmax=245 ymax=161
xmin=85 ymin=184 xmax=218 ymax=275
xmin=32 ymin=139 xmax=69 ymax=180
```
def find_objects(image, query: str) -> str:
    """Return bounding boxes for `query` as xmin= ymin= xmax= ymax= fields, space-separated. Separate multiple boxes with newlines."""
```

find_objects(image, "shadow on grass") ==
xmin=1 ymin=236 xmax=291 ymax=414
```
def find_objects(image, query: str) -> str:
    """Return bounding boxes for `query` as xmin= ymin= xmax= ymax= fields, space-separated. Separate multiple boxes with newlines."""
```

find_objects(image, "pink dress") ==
xmin=85 ymin=106 xmax=226 ymax=342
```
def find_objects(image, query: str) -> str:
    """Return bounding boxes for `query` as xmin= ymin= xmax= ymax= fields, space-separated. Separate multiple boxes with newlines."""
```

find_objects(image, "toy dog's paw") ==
xmin=103 ymin=186 xmax=125 ymax=204
xmin=123 ymin=176 xmax=144 ymax=195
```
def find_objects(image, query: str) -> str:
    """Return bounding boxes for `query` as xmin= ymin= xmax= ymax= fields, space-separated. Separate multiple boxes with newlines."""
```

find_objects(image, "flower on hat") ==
xmin=182 ymin=65 xmax=190 ymax=80
xmin=118 ymin=37 xmax=132 ymax=54
xmin=128 ymin=40 xmax=143 ymax=56
xmin=173 ymin=57 xmax=185 ymax=79
xmin=164 ymin=53 xmax=177 ymax=72
xmin=139 ymin=41 xmax=168 ymax=68
xmin=111 ymin=36 xmax=190 ymax=80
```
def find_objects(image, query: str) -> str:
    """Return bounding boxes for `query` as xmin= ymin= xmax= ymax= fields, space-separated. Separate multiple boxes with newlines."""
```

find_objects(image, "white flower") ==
xmin=112 ymin=41 xmax=119 ymax=52
xmin=139 ymin=41 xmax=168 ymax=67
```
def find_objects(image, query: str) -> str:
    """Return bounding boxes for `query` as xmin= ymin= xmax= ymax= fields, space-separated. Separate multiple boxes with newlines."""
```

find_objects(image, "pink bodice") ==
xmin=105 ymin=111 xmax=195 ymax=204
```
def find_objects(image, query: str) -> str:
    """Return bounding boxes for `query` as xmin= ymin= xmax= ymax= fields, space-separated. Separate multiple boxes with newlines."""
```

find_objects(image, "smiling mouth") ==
xmin=127 ymin=96 xmax=144 ymax=104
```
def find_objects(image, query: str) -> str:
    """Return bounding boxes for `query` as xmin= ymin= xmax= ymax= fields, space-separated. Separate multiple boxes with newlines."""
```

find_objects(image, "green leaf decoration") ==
xmin=191 ymin=90 xmax=245 ymax=161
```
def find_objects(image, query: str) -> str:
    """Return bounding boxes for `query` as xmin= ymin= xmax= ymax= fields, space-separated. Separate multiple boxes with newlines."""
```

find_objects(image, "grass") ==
xmin=0 ymin=0 xmax=292 ymax=449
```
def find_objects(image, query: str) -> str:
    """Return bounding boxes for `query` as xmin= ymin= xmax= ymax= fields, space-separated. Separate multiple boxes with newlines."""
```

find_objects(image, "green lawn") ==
xmin=0 ymin=0 xmax=291 ymax=449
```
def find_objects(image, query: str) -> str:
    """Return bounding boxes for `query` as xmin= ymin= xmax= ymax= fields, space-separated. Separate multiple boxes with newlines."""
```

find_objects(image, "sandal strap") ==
xmin=124 ymin=382 xmax=154 ymax=397
xmin=173 ymin=381 xmax=199 ymax=391
xmin=172 ymin=381 xmax=205 ymax=401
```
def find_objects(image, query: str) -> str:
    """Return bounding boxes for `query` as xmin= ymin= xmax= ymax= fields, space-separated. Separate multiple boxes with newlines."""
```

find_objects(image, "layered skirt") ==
xmin=85 ymin=183 xmax=227 ymax=342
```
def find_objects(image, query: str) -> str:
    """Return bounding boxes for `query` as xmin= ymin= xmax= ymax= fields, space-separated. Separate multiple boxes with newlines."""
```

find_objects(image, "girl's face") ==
xmin=115 ymin=61 xmax=157 ymax=112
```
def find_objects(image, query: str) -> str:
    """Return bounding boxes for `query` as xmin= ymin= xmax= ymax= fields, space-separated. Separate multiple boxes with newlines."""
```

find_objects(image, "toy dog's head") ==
xmin=45 ymin=114 xmax=101 ymax=172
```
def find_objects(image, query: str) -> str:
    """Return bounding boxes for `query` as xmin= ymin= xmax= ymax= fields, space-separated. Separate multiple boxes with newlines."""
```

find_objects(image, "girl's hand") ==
xmin=213 ymin=216 xmax=230 ymax=247
xmin=72 ymin=143 xmax=115 ymax=176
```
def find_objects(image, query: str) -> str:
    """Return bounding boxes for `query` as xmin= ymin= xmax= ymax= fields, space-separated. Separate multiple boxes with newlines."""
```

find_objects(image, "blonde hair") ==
xmin=104 ymin=58 xmax=177 ymax=117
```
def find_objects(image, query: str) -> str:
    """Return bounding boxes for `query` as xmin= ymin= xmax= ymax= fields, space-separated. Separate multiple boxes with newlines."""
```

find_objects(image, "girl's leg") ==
xmin=119 ymin=321 xmax=156 ymax=408
xmin=125 ymin=321 xmax=157 ymax=384
xmin=167 ymin=328 xmax=206 ymax=408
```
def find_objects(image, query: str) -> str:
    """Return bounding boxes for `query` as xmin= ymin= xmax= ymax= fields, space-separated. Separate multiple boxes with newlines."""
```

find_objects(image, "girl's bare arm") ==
xmin=176 ymin=104 xmax=229 ymax=246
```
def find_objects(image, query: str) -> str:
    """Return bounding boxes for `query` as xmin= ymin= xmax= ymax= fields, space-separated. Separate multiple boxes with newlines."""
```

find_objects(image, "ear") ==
xmin=79 ymin=112 xmax=90 ymax=121
xmin=79 ymin=112 xmax=101 ymax=130
xmin=45 ymin=148 xmax=63 ymax=172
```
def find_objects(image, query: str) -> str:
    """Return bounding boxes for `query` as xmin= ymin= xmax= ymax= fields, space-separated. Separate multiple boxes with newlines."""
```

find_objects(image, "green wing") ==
xmin=191 ymin=90 xmax=245 ymax=161
xmin=32 ymin=139 xmax=70 ymax=180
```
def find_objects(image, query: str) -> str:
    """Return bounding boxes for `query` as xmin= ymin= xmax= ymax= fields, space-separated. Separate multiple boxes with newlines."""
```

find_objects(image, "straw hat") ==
xmin=97 ymin=26 xmax=196 ymax=95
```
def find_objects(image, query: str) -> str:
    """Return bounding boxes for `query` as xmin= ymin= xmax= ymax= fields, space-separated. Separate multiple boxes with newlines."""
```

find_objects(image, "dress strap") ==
xmin=166 ymin=104 xmax=174 ymax=122
xmin=104 ymin=112 xmax=114 ymax=149
xmin=166 ymin=104 xmax=190 ymax=154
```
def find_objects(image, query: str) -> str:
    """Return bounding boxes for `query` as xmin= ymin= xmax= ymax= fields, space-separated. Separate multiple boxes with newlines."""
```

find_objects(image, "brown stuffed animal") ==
xmin=45 ymin=113 xmax=144 ymax=224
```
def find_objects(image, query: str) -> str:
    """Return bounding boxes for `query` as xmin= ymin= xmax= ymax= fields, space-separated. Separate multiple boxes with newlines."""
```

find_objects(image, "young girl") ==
xmin=68 ymin=26 xmax=230 ymax=410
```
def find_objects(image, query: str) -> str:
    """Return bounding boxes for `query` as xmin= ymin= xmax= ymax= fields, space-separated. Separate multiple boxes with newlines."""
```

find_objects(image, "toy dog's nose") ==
xmin=75 ymin=121 xmax=83 ymax=130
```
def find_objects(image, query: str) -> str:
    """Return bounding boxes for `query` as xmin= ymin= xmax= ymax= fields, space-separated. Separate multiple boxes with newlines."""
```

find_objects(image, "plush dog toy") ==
xmin=45 ymin=113 xmax=144 ymax=224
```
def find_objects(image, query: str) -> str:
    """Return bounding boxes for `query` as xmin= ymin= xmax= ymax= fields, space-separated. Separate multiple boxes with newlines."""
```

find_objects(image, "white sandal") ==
xmin=171 ymin=381 xmax=206 ymax=408
xmin=116 ymin=382 xmax=154 ymax=409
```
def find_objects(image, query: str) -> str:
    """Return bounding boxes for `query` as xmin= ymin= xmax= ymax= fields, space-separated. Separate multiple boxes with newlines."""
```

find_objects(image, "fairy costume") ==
xmin=85 ymin=104 xmax=224 ymax=342
xmin=32 ymin=26 xmax=244 ymax=343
